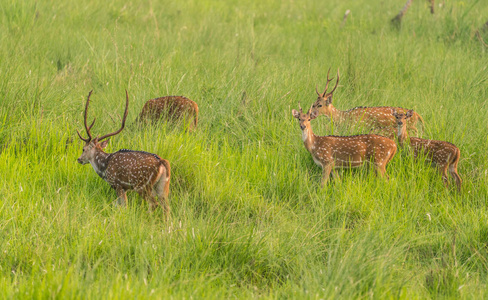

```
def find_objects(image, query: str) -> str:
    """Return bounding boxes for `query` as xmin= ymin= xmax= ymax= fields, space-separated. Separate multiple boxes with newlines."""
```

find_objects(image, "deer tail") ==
xmin=160 ymin=159 xmax=171 ymax=198
xmin=192 ymin=103 xmax=199 ymax=131
xmin=451 ymin=147 xmax=461 ymax=168
xmin=449 ymin=147 xmax=462 ymax=192
xmin=193 ymin=114 xmax=198 ymax=130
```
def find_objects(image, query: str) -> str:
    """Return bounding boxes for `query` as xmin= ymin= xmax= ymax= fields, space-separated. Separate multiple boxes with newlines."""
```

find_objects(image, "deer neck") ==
xmin=397 ymin=125 xmax=408 ymax=147
xmin=328 ymin=105 xmax=344 ymax=122
xmin=89 ymin=149 xmax=111 ymax=179
xmin=302 ymin=124 xmax=316 ymax=152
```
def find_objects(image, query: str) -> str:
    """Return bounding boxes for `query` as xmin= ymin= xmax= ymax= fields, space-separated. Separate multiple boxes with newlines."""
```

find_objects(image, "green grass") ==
xmin=1 ymin=0 xmax=488 ymax=298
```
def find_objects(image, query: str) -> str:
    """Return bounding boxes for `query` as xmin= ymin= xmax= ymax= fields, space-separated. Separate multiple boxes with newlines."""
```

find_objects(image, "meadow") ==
xmin=1 ymin=0 xmax=488 ymax=298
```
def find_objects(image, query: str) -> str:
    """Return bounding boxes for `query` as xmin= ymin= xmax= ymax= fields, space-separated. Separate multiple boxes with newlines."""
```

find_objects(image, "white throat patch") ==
xmin=302 ymin=128 xmax=309 ymax=143
xmin=90 ymin=160 xmax=106 ymax=178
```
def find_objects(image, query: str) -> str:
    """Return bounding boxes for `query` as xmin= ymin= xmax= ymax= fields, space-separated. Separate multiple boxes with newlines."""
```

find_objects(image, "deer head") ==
xmin=311 ymin=68 xmax=340 ymax=119
xmin=392 ymin=109 xmax=414 ymax=132
xmin=292 ymin=103 xmax=319 ymax=130
xmin=392 ymin=109 xmax=414 ymax=146
xmin=392 ymin=109 xmax=413 ymax=125
xmin=77 ymin=90 xmax=129 ymax=165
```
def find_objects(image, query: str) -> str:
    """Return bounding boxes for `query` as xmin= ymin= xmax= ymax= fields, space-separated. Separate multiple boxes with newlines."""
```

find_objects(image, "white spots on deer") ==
xmin=310 ymin=68 xmax=424 ymax=135
xmin=393 ymin=109 xmax=462 ymax=192
xmin=293 ymin=104 xmax=397 ymax=187
xmin=76 ymin=90 xmax=172 ymax=215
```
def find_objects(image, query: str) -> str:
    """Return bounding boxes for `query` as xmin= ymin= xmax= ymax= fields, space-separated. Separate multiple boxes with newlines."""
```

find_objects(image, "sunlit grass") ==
xmin=1 ymin=0 xmax=488 ymax=298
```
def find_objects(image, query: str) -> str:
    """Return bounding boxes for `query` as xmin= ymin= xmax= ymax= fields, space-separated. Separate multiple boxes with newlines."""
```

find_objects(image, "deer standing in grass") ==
xmin=77 ymin=90 xmax=171 ymax=214
xmin=292 ymin=104 xmax=397 ymax=186
xmin=137 ymin=96 xmax=199 ymax=131
xmin=392 ymin=109 xmax=462 ymax=192
xmin=311 ymin=69 xmax=424 ymax=135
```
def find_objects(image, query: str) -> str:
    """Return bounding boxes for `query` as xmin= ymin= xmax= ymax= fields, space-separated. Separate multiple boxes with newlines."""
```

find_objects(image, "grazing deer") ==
xmin=77 ymin=90 xmax=171 ymax=213
xmin=393 ymin=109 xmax=462 ymax=192
xmin=292 ymin=104 xmax=397 ymax=186
xmin=311 ymin=69 xmax=424 ymax=135
xmin=137 ymin=96 xmax=198 ymax=130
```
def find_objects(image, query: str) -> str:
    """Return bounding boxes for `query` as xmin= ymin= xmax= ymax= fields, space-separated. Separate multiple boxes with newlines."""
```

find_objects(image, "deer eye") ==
xmin=317 ymin=104 xmax=322 ymax=108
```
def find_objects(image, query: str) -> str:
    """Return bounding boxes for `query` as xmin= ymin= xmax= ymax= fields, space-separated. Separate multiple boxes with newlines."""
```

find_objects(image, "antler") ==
xmin=316 ymin=68 xmax=334 ymax=97
xmin=98 ymin=90 xmax=130 ymax=141
xmin=77 ymin=90 xmax=96 ymax=142
xmin=298 ymin=102 xmax=303 ymax=113
xmin=322 ymin=68 xmax=333 ymax=96
xmin=308 ymin=103 xmax=314 ymax=114
xmin=315 ymin=85 xmax=321 ymax=96
xmin=326 ymin=69 xmax=340 ymax=96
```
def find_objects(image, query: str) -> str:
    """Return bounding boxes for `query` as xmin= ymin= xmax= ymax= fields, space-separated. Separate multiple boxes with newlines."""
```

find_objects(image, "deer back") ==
xmin=104 ymin=150 xmax=169 ymax=191
xmin=409 ymin=137 xmax=460 ymax=165
xmin=138 ymin=96 xmax=198 ymax=123
xmin=344 ymin=106 xmax=420 ymax=128
xmin=312 ymin=134 xmax=396 ymax=167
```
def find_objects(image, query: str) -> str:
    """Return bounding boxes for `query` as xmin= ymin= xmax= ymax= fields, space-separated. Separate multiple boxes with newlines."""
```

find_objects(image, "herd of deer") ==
xmin=76 ymin=68 xmax=461 ymax=217
xmin=293 ymin=69 xmax=461 ymax=191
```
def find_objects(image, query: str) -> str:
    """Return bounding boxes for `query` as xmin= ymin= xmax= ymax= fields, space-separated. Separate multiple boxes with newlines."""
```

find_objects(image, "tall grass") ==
xmin=1 ymin=0 xmax=488 ymax=298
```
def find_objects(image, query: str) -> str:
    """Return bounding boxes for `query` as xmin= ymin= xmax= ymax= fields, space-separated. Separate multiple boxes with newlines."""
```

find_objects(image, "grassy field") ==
xmin=1 ymin=0 xmax=488 ymax=298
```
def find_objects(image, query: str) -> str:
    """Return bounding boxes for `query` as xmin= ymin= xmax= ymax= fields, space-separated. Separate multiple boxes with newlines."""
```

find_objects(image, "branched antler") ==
xmin=326 ymin=69 xmax=340 ymax=96
xmin=98 ymin=90 xmax=130 ymax=141
xmin=77 ymin=90 xmax=95 ymax=142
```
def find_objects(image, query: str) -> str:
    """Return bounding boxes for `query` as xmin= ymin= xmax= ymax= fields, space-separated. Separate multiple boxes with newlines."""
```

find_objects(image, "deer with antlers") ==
xmin=137 ymin=96 xmax=199 ymax=131
xmin=77 ymin=90 xmax=171 ymax=213
xmin=292 ymin=104 xmax=397 ymax=186
xmin=392 ymin=109 xmax=462 ymax=192
xmin=311 ymin=69 xmax=424 ymax=135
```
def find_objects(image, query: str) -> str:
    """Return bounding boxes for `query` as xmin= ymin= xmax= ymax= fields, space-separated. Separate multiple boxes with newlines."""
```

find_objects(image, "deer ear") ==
xmin=100 ymin=140 xmax=109 ymax=149
xmin=310 ymin=110 xmax=319 ymax=120
xmin=406 ymin=110 xmax=414 ymax=118
xmin=325 ymin=95 xmax=332 ymax=105
xmin=292 ymin=109 xmax=300 ymax=119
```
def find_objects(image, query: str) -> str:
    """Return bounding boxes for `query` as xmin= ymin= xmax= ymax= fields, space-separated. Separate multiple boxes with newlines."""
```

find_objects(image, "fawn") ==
xmin=393 ymin=109 xmax=462 ymax=192
xmin=137 ymin=96 xmax=199 ymax=131
xmin=77 ymin=91 xmax=171 ymax=213
xmin=311 ymin=68 xmax=424 ymax=135
xmin=292 ymin=104 xmax=397 ymax=186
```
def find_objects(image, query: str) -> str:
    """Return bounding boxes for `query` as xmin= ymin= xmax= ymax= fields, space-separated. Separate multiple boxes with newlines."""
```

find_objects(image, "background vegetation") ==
xmin=1 ymin=0 xmax=488 ymax=298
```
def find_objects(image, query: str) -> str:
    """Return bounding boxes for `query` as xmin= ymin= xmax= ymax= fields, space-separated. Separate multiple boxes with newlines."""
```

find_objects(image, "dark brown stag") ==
xmin=77 ymin=90 xmax=171 ymax=214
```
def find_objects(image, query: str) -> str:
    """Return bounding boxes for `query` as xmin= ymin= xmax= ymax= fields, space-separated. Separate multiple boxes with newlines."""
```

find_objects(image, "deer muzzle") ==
xmin=77 ymin=157 xmax=88 ymax=165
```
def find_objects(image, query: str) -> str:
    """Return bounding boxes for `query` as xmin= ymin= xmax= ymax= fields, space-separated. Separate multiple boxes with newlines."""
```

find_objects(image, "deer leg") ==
xmin=374 ymin=163 xmax=389 ymax=180
xmin=138 ymin=187 xmax=159 ymax=212
xmin=116 ymin=188 xmax=127 ymax=207
xmin=449 ymin=164 xmax=462 ymax=192
xmin=321 ymin=164 xmax=333 ymax=187
xmin=438 ymin=165 xmax=449 ymax=188
xmin=155 ymin=177 xmax=170 ymax=216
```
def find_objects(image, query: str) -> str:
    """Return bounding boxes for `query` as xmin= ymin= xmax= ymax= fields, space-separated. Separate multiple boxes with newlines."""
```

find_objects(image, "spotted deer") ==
xmin=292 ymin=104 xmax=397 ymax=186
xmin=77 ymin=90 xmax=171 ymax=213
xmin=137 ymin=96 xmax=199 ymax=130
xmin=311 ymin=69 xmax=424 ymax=135
xmin=393 ymin=109 xmax=462 ymax=192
